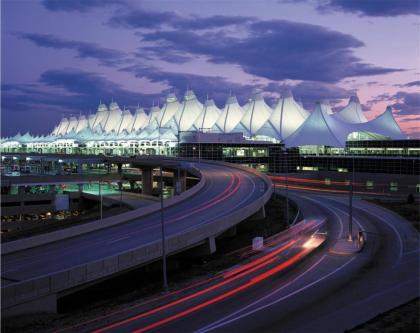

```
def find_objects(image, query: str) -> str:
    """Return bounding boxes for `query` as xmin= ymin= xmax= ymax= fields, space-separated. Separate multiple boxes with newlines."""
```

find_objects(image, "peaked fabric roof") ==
xmin=131 ymin=107 xmax=148 ymax=131
xmin=356 ymin=106 xmax=406 ymax=140
xmin=214 ymin=96 xmax=244 ymax=133
xmin=236 ymin=91 xmax=272 ymax=137
xmin=258 ymin=91 xmax=309 ymax=140
xmin=2 ymin=90 xmax=408 ymax=149
xmin=174 ymin=90 xmax=203 ymax=131
xmin=158 ymin=94 xmax=181 ymax=129
xmin=284 ymin=102 xmax=349 ymax=148
xmin=193 ymin=99 xmax=222 ymax=130
xmin=332 ymin=95 xmax=367 ymax=123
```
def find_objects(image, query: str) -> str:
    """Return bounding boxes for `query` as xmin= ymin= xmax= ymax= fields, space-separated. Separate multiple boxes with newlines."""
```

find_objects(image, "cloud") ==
xmin=42 ymin=0 xmax=126 ymax=12
xmin=293 ymin=0 xmax=420 ymax=17
xmin=16 ymin=33 xmax=126 ymax=66
xmin=391 ymin=91 xmax=420 ymax=116
xmin=109 ymin=8 xmax=253 ymax=30
xmin=1 ymin=69 xmax=161 ymax=135
xmin=120 ymin=64 xmax=254 ymax=105
xmin=138 ymin=19 xmax=402 ymax=83
xmin=395 ymin=80 xmax=420 ymax=88
xmin=265 ymin=80 xmax=353 ymax=110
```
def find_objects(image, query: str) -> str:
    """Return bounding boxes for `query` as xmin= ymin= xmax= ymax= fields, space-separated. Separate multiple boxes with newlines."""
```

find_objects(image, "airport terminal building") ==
xmin=1 ymin=90 xmax=419 ymax=175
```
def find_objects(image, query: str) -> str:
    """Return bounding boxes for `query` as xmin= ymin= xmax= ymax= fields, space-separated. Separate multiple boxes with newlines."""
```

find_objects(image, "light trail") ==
xmin=131 ymin=248 xmax=313 ymax=333
xmin=92 ymin=240 xmax=300 ymax=333
xmin=274 ymin=183 xmax=388 ymax=196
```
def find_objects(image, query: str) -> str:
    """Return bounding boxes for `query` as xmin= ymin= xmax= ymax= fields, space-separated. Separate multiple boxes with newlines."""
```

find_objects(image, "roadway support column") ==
xmin=141 ymin=167 xmax=153 ymax=195
xmin=175 ymin=168 xmax=187 ymax=194
xmin=77 ymin=161 xmax=83 ymax=174
xmin=117 ymin=163 xmax=122 ymax=175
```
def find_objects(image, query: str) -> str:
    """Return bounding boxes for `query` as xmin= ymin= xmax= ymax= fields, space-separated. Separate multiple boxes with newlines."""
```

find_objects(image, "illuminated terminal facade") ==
xmin=1 ymin=90 xmax=419 ymax=174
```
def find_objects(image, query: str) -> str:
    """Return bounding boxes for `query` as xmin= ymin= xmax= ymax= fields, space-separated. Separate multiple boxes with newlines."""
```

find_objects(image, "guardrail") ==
xmin=2 ymin=158 xmax=273 ymax=315
xmin=1 ymin=166 xmax=204 ymax=255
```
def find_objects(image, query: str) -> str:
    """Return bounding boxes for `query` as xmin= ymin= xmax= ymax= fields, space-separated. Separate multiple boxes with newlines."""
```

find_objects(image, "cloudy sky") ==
xmin=1 ymin=0 xmax=419 ymax=137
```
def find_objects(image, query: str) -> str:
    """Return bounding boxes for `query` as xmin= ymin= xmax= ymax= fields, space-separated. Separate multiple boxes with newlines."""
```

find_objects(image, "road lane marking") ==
xmin=196 ymin=254 xmax=327 ymax=333
xmin=198 ymin=255 xmax=357 ymax=333
xmin=324 ymin=197 xmax=403 ymax=267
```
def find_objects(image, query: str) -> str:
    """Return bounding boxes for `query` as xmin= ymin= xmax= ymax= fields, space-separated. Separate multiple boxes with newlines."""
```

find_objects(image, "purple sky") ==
xmin=1 ymin=0 xmax=419 ymax=137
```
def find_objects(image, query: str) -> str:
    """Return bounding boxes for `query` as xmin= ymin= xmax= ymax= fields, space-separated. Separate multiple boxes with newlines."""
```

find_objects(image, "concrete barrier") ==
xmin=2 ymin=158 xmax=274 ymax=315
xmin=2 ymin=167 xmax=204 ymax=255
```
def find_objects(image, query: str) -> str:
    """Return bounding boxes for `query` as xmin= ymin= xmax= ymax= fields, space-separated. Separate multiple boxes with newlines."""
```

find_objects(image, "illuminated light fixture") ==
xmin=26 ymin=157 xmax=31 ymax=161
xmin=12 ymin=156 xmax=17 ymax=160
xmin=58 ymin=159 xmax=63 ymax=163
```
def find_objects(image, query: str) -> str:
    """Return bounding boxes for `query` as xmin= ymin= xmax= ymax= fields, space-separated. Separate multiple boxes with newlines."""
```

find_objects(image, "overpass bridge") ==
xmin=1 ymin=155 xmax=272 ymax=317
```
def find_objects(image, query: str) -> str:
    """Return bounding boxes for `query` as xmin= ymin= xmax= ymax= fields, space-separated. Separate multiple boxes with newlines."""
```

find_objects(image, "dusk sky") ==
xmin=1 ymin=0 xmax=419 ymax=137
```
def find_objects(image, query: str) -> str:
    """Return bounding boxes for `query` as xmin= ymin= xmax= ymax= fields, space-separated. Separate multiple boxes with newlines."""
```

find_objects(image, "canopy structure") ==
xmin=103 ymin=102 xmax=123 ymax=133
xmin=258 ymin=91 xmax=309 ymax=140
xmin=131 ymin=107 xmax=149 ymax=131
xmin=117 ymin=109 xmax=134 ymax=134
xmin=75 ymin=115 xmax=88 ymax=133
xmin=193 ymin=99 xmax=222 ymax=131
xmin=174 ymin=90 xmax=203 ymax=132
xmin=91 ymin=103 xmax=109 ymax=130
xmin=284 ymin=102 xmax=352 ymax=148
xmin=356 ymin=106 xmax=406 ymax=140
xmin=158 ymin=93 xmax=181 ymax=129
xmin=1 ymin=90 xmax=407 ymax=152
xmin=214 ymin=96 xmax=244 ymax=133
xmin=235 ymin=90 xmax=272 ymax=137
xmin=332 ymin=95 xmax=367 ymax=124
xmin=320 ymin=99 xmax=333 ymax=115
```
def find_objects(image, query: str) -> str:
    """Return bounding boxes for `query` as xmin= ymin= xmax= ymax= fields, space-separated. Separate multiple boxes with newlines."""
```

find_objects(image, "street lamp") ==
xmin=284 ymin=150 xmax=289 ymax=227
xmin=348 ymin=153 xmax=355 ymax=242
xmin=98 ymin=180 xmax=103 ymax=220
xmin=159 ymin=165 xmax=168 ymax=291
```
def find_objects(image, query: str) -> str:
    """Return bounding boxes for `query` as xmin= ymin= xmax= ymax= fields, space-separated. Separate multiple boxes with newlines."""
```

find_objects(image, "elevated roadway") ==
xmin=74 ymin=189 xmax=419 ymax=333
xmin=1 ymin=156 xmax=272 ymax=316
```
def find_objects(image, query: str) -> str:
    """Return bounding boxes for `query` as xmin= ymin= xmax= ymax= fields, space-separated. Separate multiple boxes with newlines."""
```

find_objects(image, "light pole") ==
xmin=348 ymin=154 xmax=355 ymax=242
xmin=160 ymin=165 xmax=168 ymax=291
xmin=285 ymin=151 xmax=289 ymax=227
xmin=99 ymin=180 xmax=103 ymax=220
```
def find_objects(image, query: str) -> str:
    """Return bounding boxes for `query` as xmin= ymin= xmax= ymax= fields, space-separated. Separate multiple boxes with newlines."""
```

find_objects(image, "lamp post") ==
xmin=285 ymin=150 xmax=289 ymax=227
xmin=99 ymin=180 xmax=103 ymax=220
xmin=348 ymin=154 xmax=355 ymax=242
xmin=159 ymin=165 xmax=168 ymax=291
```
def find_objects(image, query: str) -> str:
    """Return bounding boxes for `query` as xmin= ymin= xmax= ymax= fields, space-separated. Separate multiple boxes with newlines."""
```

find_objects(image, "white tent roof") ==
xmin=146 ymin=105 xmax=161 ymax=130
xmin=193 ymin=99 xmax=222 ymax=130
xmin=158 ymin=93 xmax=181 ymax=129
xmin=88 ymin=114 xmax=96 ymax=128
xmin=320 ymin=100 xmax=333 ymax=115
xmin=257 ymin=91 xmax=309 ymax=140
xmin=103 ymin=102 xmax=123 ymax=132
xmin=214 ymin=96 xmax=244 ymax=133
xmin=356 ymin=106 xmax=406 ymax=140
xmin=75 ymin=115 xmax=88 ymax=133
xmin=66 ymin=116 xmax=79 ymax=134
xmin=131 ymin=107 xmax=148 ymax=131
xmin=57 ymin=117 xmax=70 ymax=135
xmin=91 ymin=103 xmax=109 ymax=129
xmin=284 ymin=102 xmax=350 ymax=148
xmin=236 ymin=91 xmax=272 ymax=137
xmin=117 ymin=109 xmax=134 ymax=134
xmin=333 ymin=95 xmax=367 ymax=123
xmin=174 ymin=90 xmax=203 ymax=131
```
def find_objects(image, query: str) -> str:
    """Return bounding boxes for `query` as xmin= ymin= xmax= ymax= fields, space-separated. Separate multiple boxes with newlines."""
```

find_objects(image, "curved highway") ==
xmin=1 ymin=158 xmax=271 ymax=314
xmin=74 ymin=189 xmax=418 ymax=333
